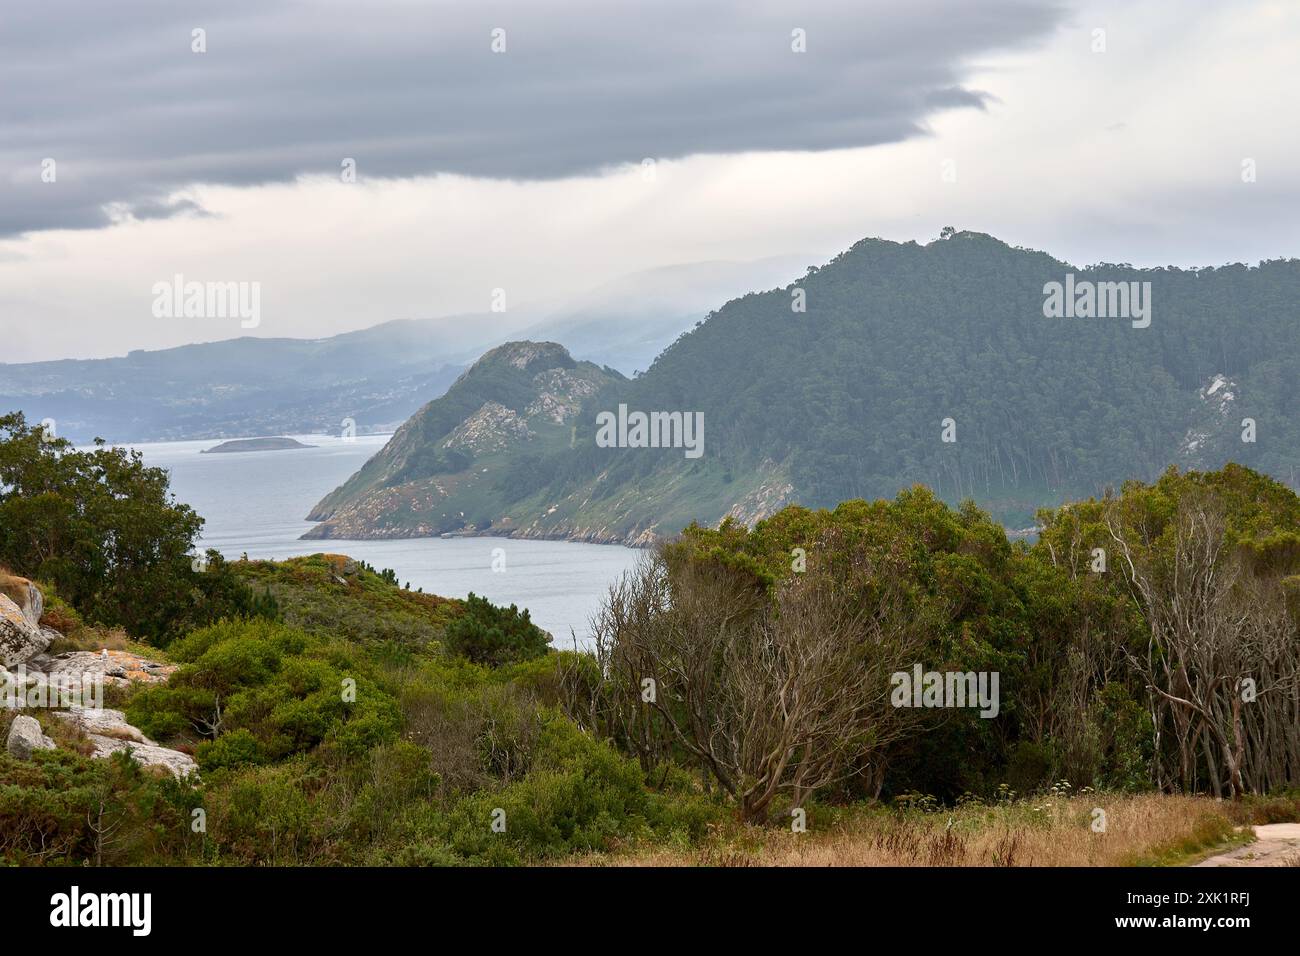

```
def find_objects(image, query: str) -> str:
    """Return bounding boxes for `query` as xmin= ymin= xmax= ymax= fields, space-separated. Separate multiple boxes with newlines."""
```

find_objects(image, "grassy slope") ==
xmin=230 ymin=553 xmax=464 ymax=650
xmin=573 ymin=792 xmax=1300 ymax=867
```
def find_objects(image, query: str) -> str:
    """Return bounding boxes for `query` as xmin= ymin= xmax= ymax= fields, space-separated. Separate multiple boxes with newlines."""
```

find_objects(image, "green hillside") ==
xmin=307 ymin=231 xmax=1300 ymax=541
xmin=305 ymin=342 xmax=624 ymax=539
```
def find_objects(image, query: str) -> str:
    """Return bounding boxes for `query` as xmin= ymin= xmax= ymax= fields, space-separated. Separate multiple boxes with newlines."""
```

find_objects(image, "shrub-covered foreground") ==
xmin=1 ymin=406 xmax=1298 ymax=867
xmin=1 ymin=628 xmax=719 ymax=865
xmin=577 ymin=463 xmax=1300 ymax=820
xmin=0 ymin=553 xmax=720 ymax=865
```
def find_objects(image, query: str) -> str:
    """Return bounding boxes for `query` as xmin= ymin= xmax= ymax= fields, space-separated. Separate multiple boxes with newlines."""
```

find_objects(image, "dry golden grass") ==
xmin=46 ymin=625 xmax=136 ymax=654
xmin=574 ymin=793 xmax=1244 ymax=867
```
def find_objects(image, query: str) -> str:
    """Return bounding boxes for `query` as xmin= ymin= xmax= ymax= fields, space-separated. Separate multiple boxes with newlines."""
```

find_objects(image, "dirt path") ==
xmin=1195 ymin=824 xmax=1300 ymax=867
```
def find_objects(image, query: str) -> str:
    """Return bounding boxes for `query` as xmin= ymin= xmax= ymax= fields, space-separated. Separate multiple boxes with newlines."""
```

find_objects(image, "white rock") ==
xmin=82 ymin=734 xmax=198 ymax=779
xmin=51 ymin=706 xmax=151 ymax=743
xmin=46 ymin=650 xmax=177 ymax=687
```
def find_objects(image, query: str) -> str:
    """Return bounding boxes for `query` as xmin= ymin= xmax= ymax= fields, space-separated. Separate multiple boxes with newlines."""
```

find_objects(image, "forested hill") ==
xmin=305 ymin=342 xmax=623 ymax=538
xmin=307 ymin=231 xmax=1300 ymax=542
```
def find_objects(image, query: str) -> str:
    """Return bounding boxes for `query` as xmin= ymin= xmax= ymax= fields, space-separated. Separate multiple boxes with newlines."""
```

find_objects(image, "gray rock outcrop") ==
xmin=0 ymin=593 xmax=51 ymax=667
xmin=5 ymin=714 xmax=56 ymax=760
xmin=2 ymin=579 xmax=197 ymax=779
xmin=46 ymin=650 xmax=177 ymax=687
xmin=51 ymin=707 xmax=197 ymax=779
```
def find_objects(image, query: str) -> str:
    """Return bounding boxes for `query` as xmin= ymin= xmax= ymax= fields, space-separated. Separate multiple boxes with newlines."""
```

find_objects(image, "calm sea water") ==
xmin=124 ymin=435 xmax=641 ymax=646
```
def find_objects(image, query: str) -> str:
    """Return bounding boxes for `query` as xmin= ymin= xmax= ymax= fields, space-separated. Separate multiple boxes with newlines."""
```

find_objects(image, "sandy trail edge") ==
xmin=1195 ymin=823 xmax=1300 ymax=867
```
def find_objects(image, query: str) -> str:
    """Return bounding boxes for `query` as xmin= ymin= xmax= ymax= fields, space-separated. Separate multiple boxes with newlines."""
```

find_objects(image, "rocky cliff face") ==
xmin=304 ymin=341 xmax=626 ymax=540
xmin=441 ymin=401 xmax=534 ymax=454
xmin=301 ymin=339 xmax=797 ymax=545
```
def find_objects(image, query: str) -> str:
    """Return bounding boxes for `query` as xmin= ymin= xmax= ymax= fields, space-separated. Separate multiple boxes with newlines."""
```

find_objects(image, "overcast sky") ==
xmin=2 ymin=0 xmax=1297 ymax=363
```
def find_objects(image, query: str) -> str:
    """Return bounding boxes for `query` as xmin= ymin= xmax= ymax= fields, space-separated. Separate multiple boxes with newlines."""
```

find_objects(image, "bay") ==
xmin=124 ymin=434 xmax=641 ymax=646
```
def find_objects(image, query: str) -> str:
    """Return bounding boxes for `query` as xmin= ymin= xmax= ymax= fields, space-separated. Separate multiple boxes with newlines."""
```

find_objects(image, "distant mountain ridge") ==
xmin=0 ymin=320 xmax=476 ymax=443
xmin=1 ymin=257 xmax=806 ymax=443
xmin=305 ymin=230 xmax=1300 ymax=543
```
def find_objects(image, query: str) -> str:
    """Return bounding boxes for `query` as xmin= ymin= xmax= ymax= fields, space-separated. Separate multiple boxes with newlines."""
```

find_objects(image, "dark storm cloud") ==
xmin=114 ymin=197 xmax=213 ymax=222
xmin=0 ymin=0 xmax=1066 ymax=237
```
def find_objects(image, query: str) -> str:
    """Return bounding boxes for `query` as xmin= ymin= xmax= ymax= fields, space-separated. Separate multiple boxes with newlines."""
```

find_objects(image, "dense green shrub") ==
xmin=442 ymin=592 xmax=551 ymax=667
xmin=444 ymin=714 xmax=656 ymax=864
xmin=0 ymin=412 xmax=199 ymax=642
xmin=196 ymin=728 xmax=264 ymax=770
xmin=0 ymin=749 xmax=199 ymax=865
xmin=0 ymin=415 xmax=278 ymax=644
xmin=127 ymin=618 xmax=401 ymax=767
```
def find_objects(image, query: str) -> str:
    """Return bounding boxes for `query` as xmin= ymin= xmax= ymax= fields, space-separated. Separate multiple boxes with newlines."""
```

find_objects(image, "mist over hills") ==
xmin=306 ymin=230 xmax=1300 ymax=543
xmin=0 ymin=257 xmax=805 ymax=443
xmin=515 ymin=254 xmax=810 ymax=373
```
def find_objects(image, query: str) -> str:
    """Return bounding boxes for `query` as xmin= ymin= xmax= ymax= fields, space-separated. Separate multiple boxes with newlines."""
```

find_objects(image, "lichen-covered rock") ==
xmin=5 ymin=714 xmax=55 ymax=760
xmin=0 ymin=593 xmax=51 ymax=667
xmin=47 ymin=650 xmax=178 ymax=687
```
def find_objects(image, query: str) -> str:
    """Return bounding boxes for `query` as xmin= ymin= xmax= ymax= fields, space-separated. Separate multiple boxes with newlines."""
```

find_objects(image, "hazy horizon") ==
xmin=4 ymin=0 xmax=1299 ymax=363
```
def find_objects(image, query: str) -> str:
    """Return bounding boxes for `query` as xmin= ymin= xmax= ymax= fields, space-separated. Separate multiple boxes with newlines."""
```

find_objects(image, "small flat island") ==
xmin=201 ymin=437 xmax=316 ymax=454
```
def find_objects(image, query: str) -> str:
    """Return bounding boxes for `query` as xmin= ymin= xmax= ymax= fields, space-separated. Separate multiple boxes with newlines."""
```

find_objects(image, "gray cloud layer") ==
xmin=0 ymin=0 xmax=1064 ymax=237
